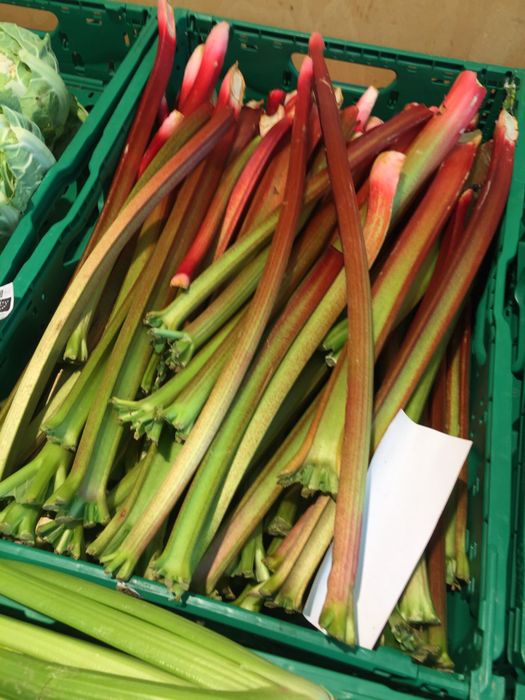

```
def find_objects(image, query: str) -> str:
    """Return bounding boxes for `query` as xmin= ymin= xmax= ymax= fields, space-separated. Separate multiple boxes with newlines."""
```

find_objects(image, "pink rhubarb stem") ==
xmin=138 ymin=110 xmax=184 ymax=178
xmin=393 ymin=71 xmax=486 ymax=221
xmin=213 ymin=115 xmax=292 ymax=259
xmin=374 ymin=110 xmax=517 ymax=446
xmin=179 ymin=22 xmax=230 ymax=115
xmin=229 ymin=105 xmax=262 ymax=162
xmin=362 ymin=150 xmax=405 ymax=266
xmin=355 ymin=86 xmax=379 ymax=132
xmin=365 ymin=116 xmax=383 ymax=131
xmin=177 ymin=44 xmax=204 ymax=109
xmin=310 ymin=32 xmax=374 ymax=646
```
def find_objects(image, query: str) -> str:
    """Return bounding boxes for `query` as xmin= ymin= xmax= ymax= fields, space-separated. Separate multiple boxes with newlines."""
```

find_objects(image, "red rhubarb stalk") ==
xmin=267 ymin=89 xmax=286 ymax=115
xmin=138 ymin=110 xmax=184 ymax=178
xmin=171 ymin=136 xmax=260 ymax=289
xmin=101 ymin=58 xmax=314 ymax=581
xmin=177 ymin=44 xmax=204 ymax=109
xmin=158 ymin=94 xmax=169 ymax=124
xmin=81 ymin=0 xmax=176 ymax=259
xmin=179 ymin=22 xmax=230 ymax=115
xmin=310 ymin=32 xmax=374 ymax=646
xmin=374 ymin=110 xmax=517 ymax=447
xmin=362 ymin=150 xmax=405 ymax=266
xmin=372 ymin=132 xmax=480 ymax=356
xmin=393 ymin=71 xmax=486 ymax=221
xmin=213 ymin=115 xmax=292 ymax=259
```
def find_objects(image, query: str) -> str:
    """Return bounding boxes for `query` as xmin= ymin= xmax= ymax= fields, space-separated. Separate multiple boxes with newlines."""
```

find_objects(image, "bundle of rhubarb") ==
xmin=0 ymin=559 xmax=329 ymax=699
xmin=0 ymin=0 xmax=518 ymax=669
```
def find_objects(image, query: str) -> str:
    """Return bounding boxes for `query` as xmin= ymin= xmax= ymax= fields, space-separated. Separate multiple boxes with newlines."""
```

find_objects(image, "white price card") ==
xmin=303 ymin=409 xmax=472 ymax=649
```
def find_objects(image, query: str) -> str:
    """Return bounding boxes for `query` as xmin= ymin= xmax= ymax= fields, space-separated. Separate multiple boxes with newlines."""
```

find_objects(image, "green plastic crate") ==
xmin=0 ymin=8 xmax=523 ymax=699
xmin=0 ymin=0 xmax=156 ymax=284
xmin=506 ymin=139 xmax=525 ymax=678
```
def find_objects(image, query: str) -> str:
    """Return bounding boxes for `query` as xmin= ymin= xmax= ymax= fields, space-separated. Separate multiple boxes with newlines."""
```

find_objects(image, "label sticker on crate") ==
xmin=0 ymin=283 xmax=14 ymax=320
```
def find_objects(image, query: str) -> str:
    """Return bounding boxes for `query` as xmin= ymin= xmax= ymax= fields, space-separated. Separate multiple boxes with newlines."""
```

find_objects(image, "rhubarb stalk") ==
xmin=310 ymin=31 xmax=374 ymax=645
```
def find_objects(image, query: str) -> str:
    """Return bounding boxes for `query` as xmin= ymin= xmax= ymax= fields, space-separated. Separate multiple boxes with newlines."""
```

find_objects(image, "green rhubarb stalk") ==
xmin=37 ymin=519 xmax=85 ymax=558
xmin=443 ymin=326 xmax=462 ymax=587
xmin=373 ymin=110 xmax=517 ymax=448
xmin=0 ymin=107 xmax=234 ymax=479
xmin=392 ymin=71 xmax=486 ymax=221
xmin=153 ymin=251 xmax=342 ymax=594
xmin=107 ymin=460 xmax=142 ymax=513
xmin=51 ymin=140 xmax=231 ymax=528
xmin=13 ymin=442 xmax=73 ymax=505
xmin=455 ymin=306 xmax=471 ymax=584
xmin=113 ymin=311 xmax=244 ymax=440
xmin=0 ymin=614 xmax=183 ymax=684
xmin=426 ymin=374 xmax=455 ymax=668
xmin=90 ymin=433 xmax=181 ymax=559
xmin=265 ymin=496 xmax=329 ymax=574
xmin=310 ymin=31 xmax=374 ymax=646
xmin=279 ymin=346 xmax=346 ymax=496
xmin=162 ymin=324 xmax=242 ymax=440
xmin=6 ymin=561 xmax=329 ymax=699
xmin=272 ymin=499 xmax=335 ymax=613
xmin=193 ymin=270 xmax=345 ymax=566
xmin=260 ymin=497 xmax=330 ymax=600
xmin=372 ymin=132 xmax=480 ymax=356
xmin=398 ymin=557 xmax=439 ymax=625
xmin=387 ymin=609 xmax=440 ymax=664
xmin=197 ymin=404 xmax=317 ymax=592
xmin=0 ymin=501 xmax=40 ymax=543
xmin=267 ymin=485 xmax=303 ymax=536
xmin=101 ymin=59 xmax=314 ymax=581
xmin=163 ymin=196 xmax=333 ymax=367
xmin=230 ymin=523 xmax=258 ymax=579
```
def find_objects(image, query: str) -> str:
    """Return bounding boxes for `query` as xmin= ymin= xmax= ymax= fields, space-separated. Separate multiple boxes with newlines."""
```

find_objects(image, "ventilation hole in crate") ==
xmin=72 ymin=52 xmax=85 ymax=72
xmin=431 ymin=76 xmax=452 ymax=86
xmin=292 ymin=52 xmax=396 ymax=88
xmin=0 ymin=3 xmax=58 ymax=30
xmin=86 ymin=16 xmax=102 ymax=25
xmin=282 ymin=69 xmax=292 ymax=88
xmin=387 ymin=90 xmax=399 ymax=107
xmin=60 ymin=31 xmax=69 ymax=49
xmin=240 ymin=40 xmax=258 ymax=52
xmin=123 ymin=32 xmax=130 ymax=47
xmin=108 ymin=61 xmax=116 ymax=77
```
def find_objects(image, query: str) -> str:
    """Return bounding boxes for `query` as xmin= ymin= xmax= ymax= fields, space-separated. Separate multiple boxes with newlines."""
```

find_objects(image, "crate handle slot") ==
xmin=291 ymin=52 xmax=396 ymax=90
xmin=0 ymin=3 xmax=58 ymax=32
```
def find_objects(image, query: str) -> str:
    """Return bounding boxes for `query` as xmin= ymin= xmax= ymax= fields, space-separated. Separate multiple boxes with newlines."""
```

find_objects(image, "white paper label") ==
xmin=0 ymin=283 xmax=14 ymax=320
xmin=303 ymin=410 xmax=472 ymax=649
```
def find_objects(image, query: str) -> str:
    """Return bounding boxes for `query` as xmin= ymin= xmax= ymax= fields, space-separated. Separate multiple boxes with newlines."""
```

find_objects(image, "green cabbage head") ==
xmin=0 ymin=105 xmax=55 ymax=240
xmin=0 ymin=22 xmax=71 ymax=147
